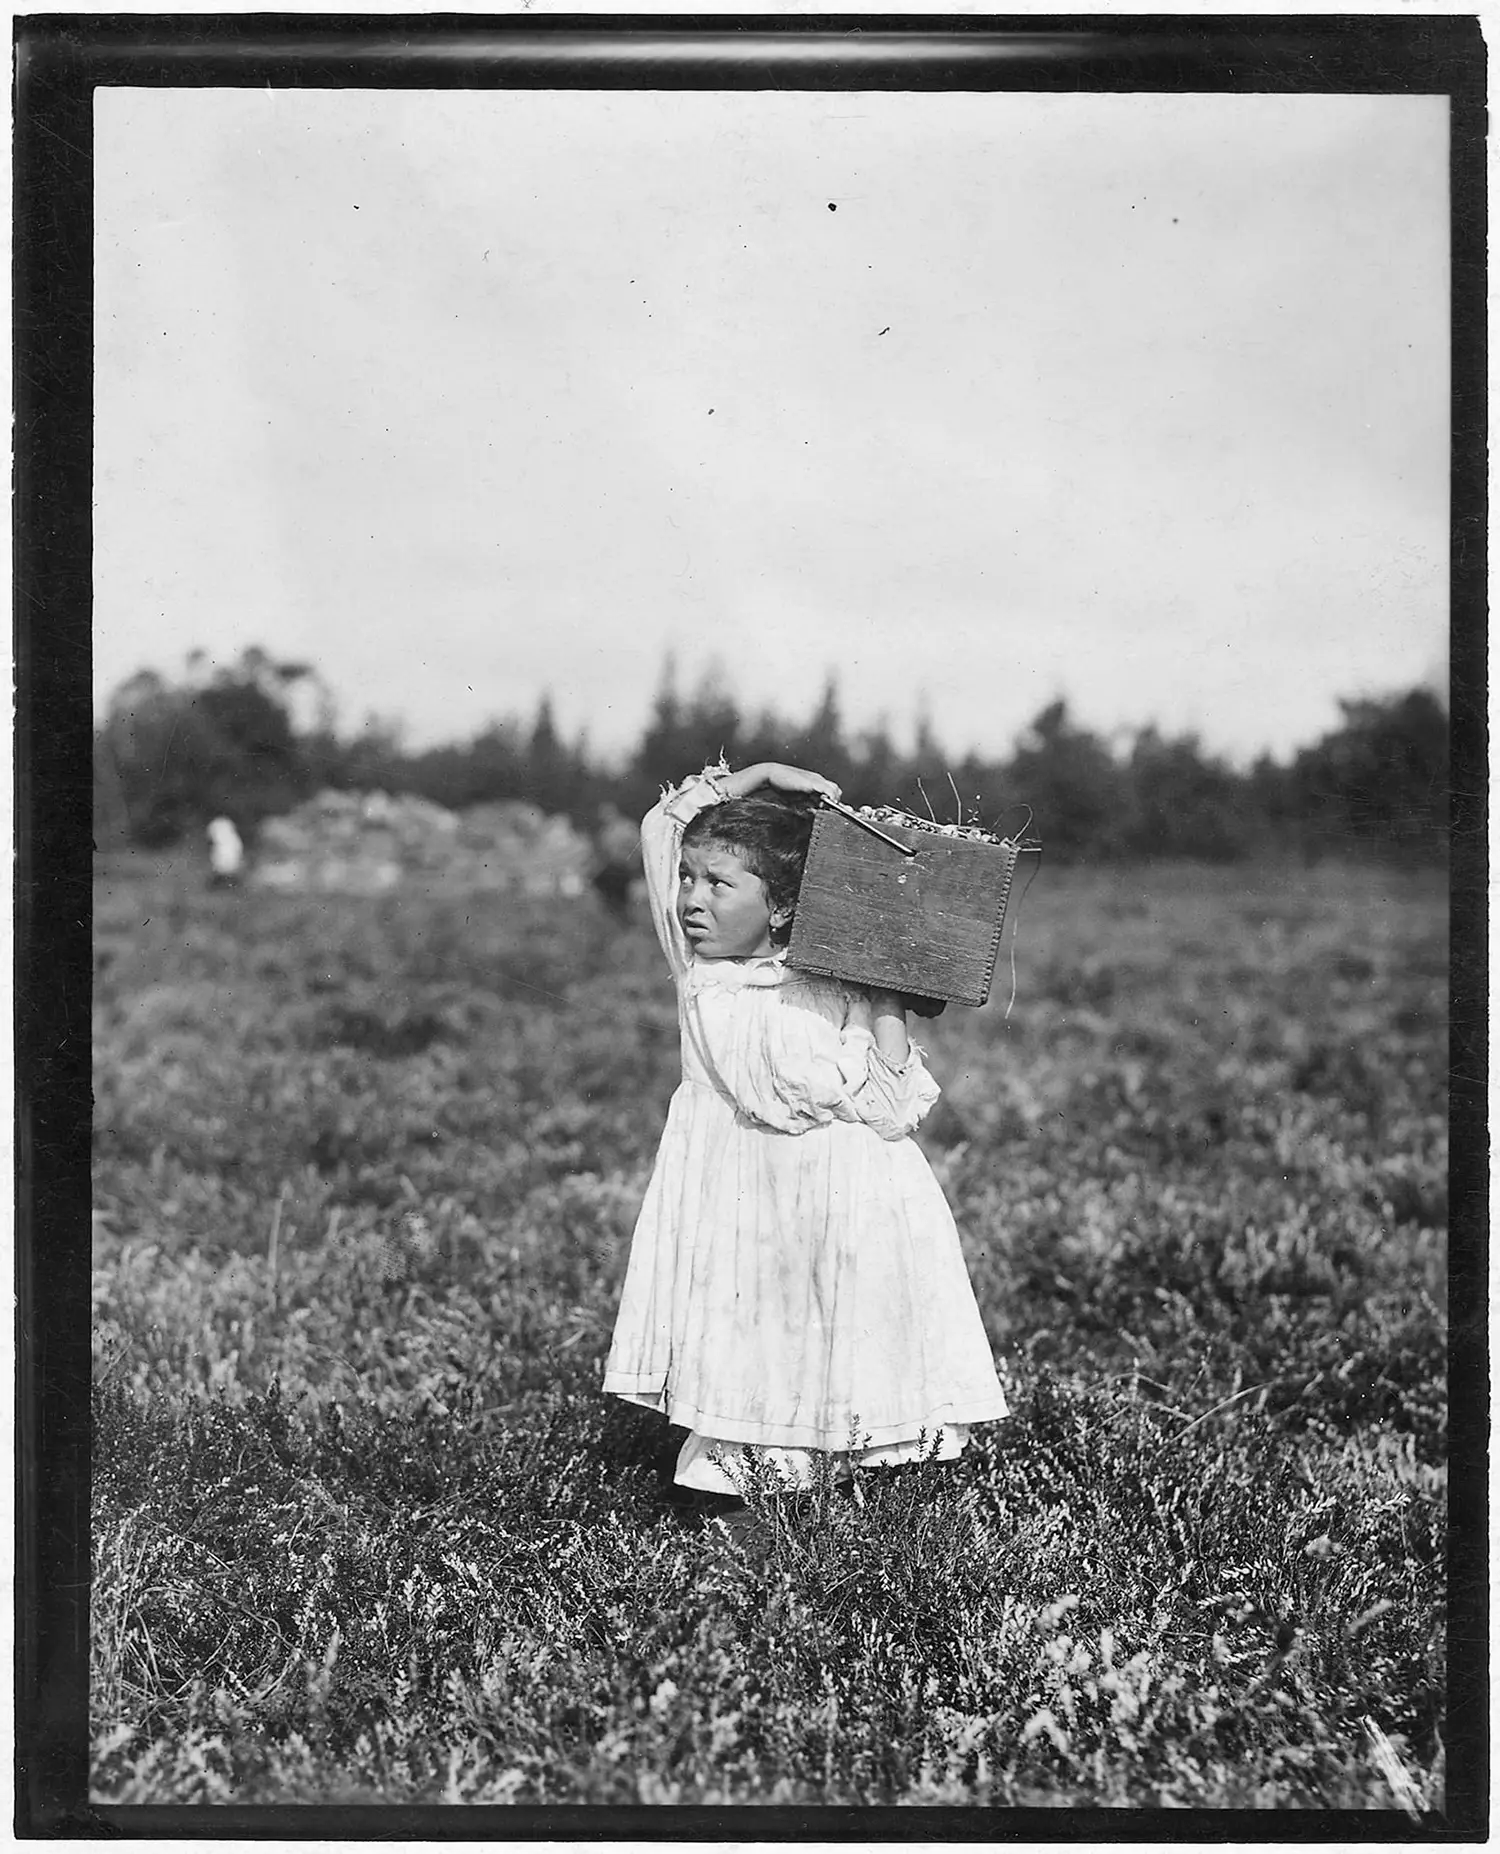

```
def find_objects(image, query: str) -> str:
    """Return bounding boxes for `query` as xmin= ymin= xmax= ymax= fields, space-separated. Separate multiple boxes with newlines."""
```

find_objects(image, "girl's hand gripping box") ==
xmin=788 ymin=807 xmax=1024 ymax=1008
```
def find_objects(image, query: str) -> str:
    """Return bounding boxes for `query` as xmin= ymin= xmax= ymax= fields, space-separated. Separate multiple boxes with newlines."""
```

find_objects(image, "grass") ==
xmin=91 ymin=852 xmax=1448 ymax=1808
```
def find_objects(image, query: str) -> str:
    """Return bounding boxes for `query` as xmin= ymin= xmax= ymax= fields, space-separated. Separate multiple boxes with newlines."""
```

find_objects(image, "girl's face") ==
xmin=677 ymin=840 xmax=783 ymax=960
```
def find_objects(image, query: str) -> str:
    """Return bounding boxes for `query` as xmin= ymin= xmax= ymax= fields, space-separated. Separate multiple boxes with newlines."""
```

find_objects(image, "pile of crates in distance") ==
xmin=251 ymin=790 xmax=591 ymax=897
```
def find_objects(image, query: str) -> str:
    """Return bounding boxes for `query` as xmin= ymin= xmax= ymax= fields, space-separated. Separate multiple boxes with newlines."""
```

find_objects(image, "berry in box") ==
xmin=788 ymin=806 xmax=1024 ymax=1008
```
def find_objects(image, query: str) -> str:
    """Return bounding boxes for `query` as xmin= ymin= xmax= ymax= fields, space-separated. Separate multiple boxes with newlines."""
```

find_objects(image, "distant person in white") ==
xmin=207 ymin=816 xmax=244 ymax=889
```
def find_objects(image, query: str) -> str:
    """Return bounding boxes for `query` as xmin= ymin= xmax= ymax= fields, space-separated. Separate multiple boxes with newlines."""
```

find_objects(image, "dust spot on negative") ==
xmin=827 ymin=202 xmax=837 ymax=212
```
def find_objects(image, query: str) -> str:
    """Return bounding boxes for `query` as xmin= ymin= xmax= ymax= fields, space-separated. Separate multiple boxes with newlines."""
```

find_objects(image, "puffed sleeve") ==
xmin=640 ymin=762 xmax=730 ymax=977
xmin=686 ymin=984 xmax=940 ymax=1141
xmin=836 ymin=993 xmax=942 ymax=1140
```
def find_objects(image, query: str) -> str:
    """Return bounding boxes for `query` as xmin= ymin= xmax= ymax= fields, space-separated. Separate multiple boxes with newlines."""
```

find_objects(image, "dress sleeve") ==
xmin=689 ymin=984 xmax=940 ymax=1142
xmin=639 ymin=762 xmax=730 ymax=977
xmin=835 ymin=993 xmax=942 ymax=1140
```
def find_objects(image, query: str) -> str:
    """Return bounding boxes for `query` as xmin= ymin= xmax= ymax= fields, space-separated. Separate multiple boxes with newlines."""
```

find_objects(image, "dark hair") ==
xmin=682 ymin=793 xmax=818 ymax=943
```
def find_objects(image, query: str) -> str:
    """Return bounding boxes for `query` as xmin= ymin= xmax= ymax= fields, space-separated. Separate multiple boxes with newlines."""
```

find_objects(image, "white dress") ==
xmin=602 ymin=770 xmax=1008 ymax=1494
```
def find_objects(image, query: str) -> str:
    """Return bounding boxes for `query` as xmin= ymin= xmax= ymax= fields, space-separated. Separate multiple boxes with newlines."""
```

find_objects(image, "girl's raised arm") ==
xmin=721 ymin=763 xmax=842 ymax=805
xmin=639 ymin=765 xmax=728 ymax=977
xmin=638 ymin=763 xmax=841 ymax=976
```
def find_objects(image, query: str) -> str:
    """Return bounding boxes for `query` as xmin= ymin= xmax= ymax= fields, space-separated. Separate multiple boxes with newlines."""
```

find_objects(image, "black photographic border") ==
xmin=15 ymin=13 xmax=1487 ymax=1839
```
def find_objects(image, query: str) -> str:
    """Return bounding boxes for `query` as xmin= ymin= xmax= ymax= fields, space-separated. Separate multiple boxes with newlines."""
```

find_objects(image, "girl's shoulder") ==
xmin=780 ymin=968 xmax=862 ymax=1017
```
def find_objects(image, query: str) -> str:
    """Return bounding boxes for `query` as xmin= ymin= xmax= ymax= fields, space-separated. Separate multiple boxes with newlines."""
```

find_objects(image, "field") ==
xmin=91 ymin=852 xmax=1448 ymax=1809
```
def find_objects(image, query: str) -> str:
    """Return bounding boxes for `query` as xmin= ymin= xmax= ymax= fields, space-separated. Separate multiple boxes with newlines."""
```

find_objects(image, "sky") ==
xmin=94 ymin=86 xmax=1449 ymax=766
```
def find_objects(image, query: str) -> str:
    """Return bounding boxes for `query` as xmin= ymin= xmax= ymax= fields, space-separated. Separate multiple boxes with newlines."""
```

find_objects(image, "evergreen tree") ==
xmin=407 ymin=721 xmax=526 ymax=811
xmin=1003 ymin=700 xmax=1124 ymax=859
xmin=96 ymin=652 xmax=316 ymax=845
xmin=850 ymin=718 xmax=902 ymax=809
xmin=1124 ymin=728 xmax=1253 ymax=861
xmin=526 ymin=695 xmax=564 ymax=797
xmin=1246 ymin=752 xmax=1295 ymax=848
xmin=684 ymin=665 xmax=743 ymax=770
xmin=1289 ymin=689 xmax=1448 ymax=859
xmin=331 ymin=716 xmax=410 ymax=800
xmin=790 ymin=676 xmax=853 ymax=793
xmin=737 ymin=705 xmax=792 ymax=774
xmin=633 ymin=654 xmax=690 ymax=804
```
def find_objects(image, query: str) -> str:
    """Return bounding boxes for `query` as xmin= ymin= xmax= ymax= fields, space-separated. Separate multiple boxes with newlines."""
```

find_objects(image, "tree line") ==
xmin=94 ymin=648 xmax=1450 ymax=864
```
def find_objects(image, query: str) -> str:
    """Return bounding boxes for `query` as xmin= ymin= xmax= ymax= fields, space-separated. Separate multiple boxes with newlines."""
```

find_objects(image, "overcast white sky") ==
xmin=94 ymin=87 xmax=1448 ymax=765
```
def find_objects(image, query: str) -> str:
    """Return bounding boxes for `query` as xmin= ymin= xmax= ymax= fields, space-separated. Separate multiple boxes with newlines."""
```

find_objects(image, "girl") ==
xmin=603 ymin=760 xmax=1008 ymax=1499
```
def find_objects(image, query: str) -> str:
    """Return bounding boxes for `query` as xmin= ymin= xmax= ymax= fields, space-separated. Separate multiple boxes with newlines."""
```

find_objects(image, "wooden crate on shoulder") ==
xmin=788 ymin=808 xmax=1024 ymax=1007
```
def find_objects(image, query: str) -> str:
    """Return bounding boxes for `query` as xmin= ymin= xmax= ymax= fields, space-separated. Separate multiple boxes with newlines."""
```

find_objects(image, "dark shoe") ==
xmin=660 ymin=1481 xmax=743 ymax=1530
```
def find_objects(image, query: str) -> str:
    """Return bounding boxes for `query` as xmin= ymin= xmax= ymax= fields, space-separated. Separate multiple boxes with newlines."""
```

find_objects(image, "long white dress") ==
xmin=603 ymin=770 xmax=1008 ymax=1493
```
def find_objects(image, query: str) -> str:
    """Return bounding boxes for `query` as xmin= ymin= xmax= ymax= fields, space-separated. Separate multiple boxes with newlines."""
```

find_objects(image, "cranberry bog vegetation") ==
xmin=92 ymin=855 xmax=1448 ymax=1808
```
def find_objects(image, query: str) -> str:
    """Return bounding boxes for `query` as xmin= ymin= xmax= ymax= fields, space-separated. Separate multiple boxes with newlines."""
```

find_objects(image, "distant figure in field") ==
xmin=207 ymin=816 xmax=244 ymax=890
xmin=590 ymin=803 xmax=643 ymax=920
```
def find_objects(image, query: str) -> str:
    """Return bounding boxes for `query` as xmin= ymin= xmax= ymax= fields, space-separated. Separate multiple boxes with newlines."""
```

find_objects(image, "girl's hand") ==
xmin=726 ymin=763 xmax=842 ymax=804
xmin=903 ymin=992 xmax=947 ymax=1020
xmin=872 ymin=988 xmax=944 ymax=1019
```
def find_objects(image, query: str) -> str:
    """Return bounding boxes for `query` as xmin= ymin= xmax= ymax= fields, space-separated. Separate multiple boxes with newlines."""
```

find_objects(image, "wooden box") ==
xmin=788 ymin=809 xmax=1023 ymax=1007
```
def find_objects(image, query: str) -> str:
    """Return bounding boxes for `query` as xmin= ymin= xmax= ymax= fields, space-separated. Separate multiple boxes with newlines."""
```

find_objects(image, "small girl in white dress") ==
xmin=603 ymin=759 xmax=1008 ymax=1499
